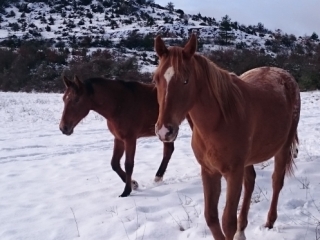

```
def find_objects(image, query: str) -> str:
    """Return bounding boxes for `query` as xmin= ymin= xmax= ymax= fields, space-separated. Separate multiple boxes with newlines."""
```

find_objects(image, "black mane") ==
xmin=83 ymin=77 xmax=152 ymax=95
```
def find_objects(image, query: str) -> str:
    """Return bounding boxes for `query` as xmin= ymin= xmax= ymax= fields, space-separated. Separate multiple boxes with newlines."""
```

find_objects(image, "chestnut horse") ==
xmin=59 ymin=76 xmax=192 ymax=197
xmin=153 ymin=34 xmax=300 ymax=240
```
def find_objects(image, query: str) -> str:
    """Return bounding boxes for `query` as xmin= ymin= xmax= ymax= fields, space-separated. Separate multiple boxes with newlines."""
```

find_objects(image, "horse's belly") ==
xmin=138 ymin=129 xmax=156 ymax=138
xmin=246 ymin=130 xmax=288 ymax=165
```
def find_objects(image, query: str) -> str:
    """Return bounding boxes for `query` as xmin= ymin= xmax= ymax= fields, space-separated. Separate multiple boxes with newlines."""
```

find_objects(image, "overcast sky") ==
xmin=155 ymin=0 xmax=320 ymax=37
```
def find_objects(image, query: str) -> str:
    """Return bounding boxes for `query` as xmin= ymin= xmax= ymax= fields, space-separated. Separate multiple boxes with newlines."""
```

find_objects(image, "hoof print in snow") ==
xmin=131 ymin=180 xmax=139 ymax=190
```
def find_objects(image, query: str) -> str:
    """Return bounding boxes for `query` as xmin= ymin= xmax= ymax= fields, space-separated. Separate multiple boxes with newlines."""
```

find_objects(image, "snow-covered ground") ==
xmin=0 ymin=91 xmax=320 ymax=240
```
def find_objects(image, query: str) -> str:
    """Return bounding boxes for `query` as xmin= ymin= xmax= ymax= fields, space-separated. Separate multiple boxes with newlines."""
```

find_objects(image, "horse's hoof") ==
xmin=131 ymin=180 xmax=139 ymax=190
xmin=119 ymin=190 xmax=131 ymax=197
xmin=264 ymin=222 xmax=274 ymax=229
xmin=234 ymin=231 xmax=246 ymax=240
xmin=154 ymin=176 xmax=163 ymax=182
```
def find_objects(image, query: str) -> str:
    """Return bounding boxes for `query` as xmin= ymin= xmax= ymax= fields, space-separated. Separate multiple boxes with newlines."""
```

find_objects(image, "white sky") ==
xmin=155 ymin=0 xmax=320 ymax=37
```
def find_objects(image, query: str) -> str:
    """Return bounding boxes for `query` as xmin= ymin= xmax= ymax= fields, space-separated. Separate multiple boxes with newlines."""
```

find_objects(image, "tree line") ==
xmin=0 ymin=31 xmax=319 ymax=92
xmin=0 ymin=40 xmax=152 ymax=92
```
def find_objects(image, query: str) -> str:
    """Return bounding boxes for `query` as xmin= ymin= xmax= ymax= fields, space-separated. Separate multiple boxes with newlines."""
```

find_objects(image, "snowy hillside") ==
xmin=1 ymin=1 xmax=317 ymax=56
xmin=0 ymin=91 xmax=320 ymax=239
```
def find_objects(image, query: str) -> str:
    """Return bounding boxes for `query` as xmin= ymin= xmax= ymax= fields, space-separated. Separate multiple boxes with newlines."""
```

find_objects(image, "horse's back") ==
xmin=240 ymin=67 xmax=300 ymax=110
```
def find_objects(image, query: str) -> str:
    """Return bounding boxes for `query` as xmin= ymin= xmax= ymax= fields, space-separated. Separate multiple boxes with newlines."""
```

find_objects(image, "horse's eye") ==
xmin=184 ymin=79 xmax=189 ymax=85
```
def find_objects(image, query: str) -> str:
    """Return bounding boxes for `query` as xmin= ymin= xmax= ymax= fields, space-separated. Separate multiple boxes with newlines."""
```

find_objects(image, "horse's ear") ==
xmin=155 ymin=35 xmax=168 ymax=58
xmin=63 ymin=76 xmax=72 ymax=88
xmin=183 ymin=34 xmax=197 ymax=59
xmin=73 ymin=75 xmax=82 ymax=87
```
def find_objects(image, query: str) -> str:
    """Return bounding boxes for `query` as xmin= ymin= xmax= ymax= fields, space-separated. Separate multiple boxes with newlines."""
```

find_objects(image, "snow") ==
xmin=0 ymin=91 xmax=320 ymax=240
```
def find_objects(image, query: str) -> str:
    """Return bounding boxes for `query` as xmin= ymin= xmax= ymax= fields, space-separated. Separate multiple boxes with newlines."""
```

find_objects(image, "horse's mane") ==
xmin=83 ymin=77 xmax=154 ymax=95
xmin=83 ymin=78 xmax=101 ymax=95
xmin=193 ymin=54 xmax=245 ymax=121
xmin=158 ymin=47 xmax=245 ymax=121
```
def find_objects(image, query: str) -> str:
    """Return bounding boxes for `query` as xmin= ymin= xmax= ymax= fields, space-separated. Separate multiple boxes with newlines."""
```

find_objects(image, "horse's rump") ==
xmin=239 ymin=67 xmax=300 ymax=172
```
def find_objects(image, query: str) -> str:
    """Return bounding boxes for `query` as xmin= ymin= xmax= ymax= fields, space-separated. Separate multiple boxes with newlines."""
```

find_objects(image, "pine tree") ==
xmin=310 ymin=32 xmax=319 ymax=41
xmin=48 ymin=15 xmax=55 ymax=25
xmin=166 ymin=2 xmax=174 ymax=13
xmin=146 ymin=16 xmax=155 ymax=26
xmin=257 ymin=22 xmax=265 ymax=32
xmin=219 ymin=15 xmax=234 ymax=45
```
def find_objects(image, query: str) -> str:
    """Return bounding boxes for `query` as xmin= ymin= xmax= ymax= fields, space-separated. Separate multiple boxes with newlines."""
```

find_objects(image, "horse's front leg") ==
xmin=201 ymin=167 xmax=225 ymax=240
xmin=110 ymin=138 xmax=126 ymax=182
xmin=154 ymin=142 xmax=174 ymax=182
xmin=186 ymin=113 xmax=194 ymax=130
xmin=222 ymin=167 xmax=244 ymax=240
xmin=119 ymin=138 xmax=137 ymax=197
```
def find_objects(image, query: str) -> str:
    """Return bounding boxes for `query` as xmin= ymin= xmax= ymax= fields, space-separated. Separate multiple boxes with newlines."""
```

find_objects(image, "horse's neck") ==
xmin=189 ymin=86 xmax=222 ymax=132
xmin=189 ymin=73 xmax=248 ymax=136
xmin=189 ymin=93 xmax=223 ymax=131
xmin=90 ymin=84 xmax=120 ymax=120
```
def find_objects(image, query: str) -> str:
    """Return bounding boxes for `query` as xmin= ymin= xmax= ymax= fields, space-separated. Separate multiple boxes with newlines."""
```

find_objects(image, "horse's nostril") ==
xmin=60 ymin=125 xmax=69 ymax=134
xmin=167 ymin=125 xmax=173 ymax=135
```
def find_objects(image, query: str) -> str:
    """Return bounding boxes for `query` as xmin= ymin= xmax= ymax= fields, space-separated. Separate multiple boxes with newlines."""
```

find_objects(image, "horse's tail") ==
xmin=292 ymin=132 xmax=299 ymax=159
xmin=286 ymin=132 xmax=299 ymax=177
xmin=286 ymin=83 xmax=300 ymax=177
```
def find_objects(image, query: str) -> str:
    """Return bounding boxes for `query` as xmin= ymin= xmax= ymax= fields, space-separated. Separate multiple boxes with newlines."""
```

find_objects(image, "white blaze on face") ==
xmin=157 ymin=124 xmax=169 ymax=140
xmin=164 ymin=66 xmax=175 ymax=100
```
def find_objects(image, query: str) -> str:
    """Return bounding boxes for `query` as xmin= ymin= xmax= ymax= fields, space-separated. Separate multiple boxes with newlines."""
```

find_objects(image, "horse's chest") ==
xmin=191 ymin=135 xmax=233 ymax=174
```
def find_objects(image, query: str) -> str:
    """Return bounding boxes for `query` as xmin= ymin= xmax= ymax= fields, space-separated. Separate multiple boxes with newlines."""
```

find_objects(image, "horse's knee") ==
xmin=204 ymin=212 xmax=220 ymax=227
xmin=111 ymin=161 xmax=120 ymax=172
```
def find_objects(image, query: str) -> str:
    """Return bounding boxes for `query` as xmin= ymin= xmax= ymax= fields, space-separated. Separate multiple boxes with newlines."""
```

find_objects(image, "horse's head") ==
xmin=59 ymin=76 xmax=91 ymax=136
xmin=154 ymin=34 xmax=198 ymax=142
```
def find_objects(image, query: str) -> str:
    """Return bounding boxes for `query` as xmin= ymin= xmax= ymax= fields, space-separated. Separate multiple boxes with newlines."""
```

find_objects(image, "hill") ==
xmin=0 ymin=0 xmax=319 ymax=91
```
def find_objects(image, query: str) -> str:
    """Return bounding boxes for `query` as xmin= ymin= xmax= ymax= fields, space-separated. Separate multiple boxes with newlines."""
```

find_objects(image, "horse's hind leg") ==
xmin=119 ymin=138 xmax=137 ymax=197
xmin=235 ymin=165 xmax=256 ymax=240
xmin=265 ymin=116 xmax=299 ymax=228
xmin=111 ymin=138 xmax=126 ymax=182
xmin=154 ymin=142 xmax=174 ymax=182
xmin=265 ymin=147 xmax=289 ymax=228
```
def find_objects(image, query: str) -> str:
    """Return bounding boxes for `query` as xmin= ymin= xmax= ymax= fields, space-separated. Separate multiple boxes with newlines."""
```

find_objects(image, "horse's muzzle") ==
xmin=59 ymin=125 xmax=74 ymax=136
xmin=155 ymin=124 xmax=179 ymax=142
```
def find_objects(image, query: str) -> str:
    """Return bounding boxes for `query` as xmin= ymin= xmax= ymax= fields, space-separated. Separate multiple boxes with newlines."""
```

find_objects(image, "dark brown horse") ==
xmin=59 ymin=76 xmax=192 ymax=197
xmin=153 ymin=34 xmax=300 ymax=240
